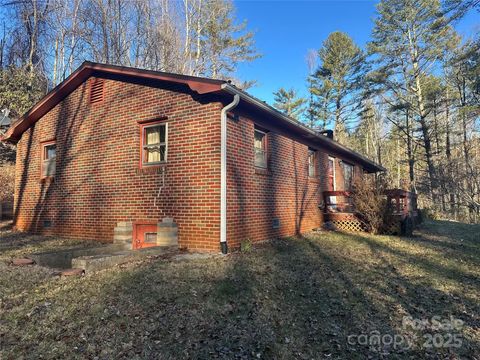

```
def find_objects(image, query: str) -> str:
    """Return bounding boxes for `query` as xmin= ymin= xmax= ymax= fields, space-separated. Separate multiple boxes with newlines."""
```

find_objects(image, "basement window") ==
xmin=254 ymin=129 xmax=267 ymax=168
xmin=41 ymin=141 xmax=56 ymax=178
xmin=272 ymin=218 xmax=280 ymax=229
xmin=144 ymin=232 xmax=157 ymax=245
xmin=141 ymin=122 xmax=168 ymax=166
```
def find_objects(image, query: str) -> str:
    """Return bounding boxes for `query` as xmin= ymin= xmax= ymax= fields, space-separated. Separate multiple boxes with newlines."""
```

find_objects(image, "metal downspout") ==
xmin=220 ymin=94 xmax=240 ymax=254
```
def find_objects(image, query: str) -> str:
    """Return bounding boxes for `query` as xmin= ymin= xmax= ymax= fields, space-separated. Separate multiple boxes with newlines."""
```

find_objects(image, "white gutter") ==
xmin=220 ymin=94 xmax=240 ymax=254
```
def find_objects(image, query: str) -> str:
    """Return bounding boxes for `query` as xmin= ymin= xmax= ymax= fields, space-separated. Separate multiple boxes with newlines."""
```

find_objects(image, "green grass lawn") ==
xmin=0 ymin=220 xmax=479 ymax=359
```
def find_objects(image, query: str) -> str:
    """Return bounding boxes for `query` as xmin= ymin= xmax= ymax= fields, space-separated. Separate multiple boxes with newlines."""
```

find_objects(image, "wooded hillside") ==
xmin=273 ymin=0 xmax=480 ymax=222
xmin=0 ymin=0 xmax=478 ymax=222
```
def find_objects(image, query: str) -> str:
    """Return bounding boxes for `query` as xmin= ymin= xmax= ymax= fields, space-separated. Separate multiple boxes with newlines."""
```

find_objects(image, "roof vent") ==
xmin=90 ymin=78 xmax=105 ymax=104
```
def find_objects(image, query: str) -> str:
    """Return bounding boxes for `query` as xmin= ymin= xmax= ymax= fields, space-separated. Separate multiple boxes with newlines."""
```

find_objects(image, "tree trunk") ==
xmin=444 ymin=85 xmax=456 ymax=217
xmin=407 ymin=26 xmax=436 ymax=202
xmin=405 ymin=109 xmax=415 ymax=192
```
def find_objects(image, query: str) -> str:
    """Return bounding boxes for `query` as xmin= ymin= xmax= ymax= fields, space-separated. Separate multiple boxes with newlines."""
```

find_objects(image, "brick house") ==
xmin=1 ymin=62 xmax=384 ymax=253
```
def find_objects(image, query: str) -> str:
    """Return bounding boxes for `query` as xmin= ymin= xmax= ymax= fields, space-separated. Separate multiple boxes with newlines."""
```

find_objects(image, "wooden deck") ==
xmin=322 ymin=191 xmax=366 ymax=231
xmin=322 ymin=189 xmax=419 ymax=234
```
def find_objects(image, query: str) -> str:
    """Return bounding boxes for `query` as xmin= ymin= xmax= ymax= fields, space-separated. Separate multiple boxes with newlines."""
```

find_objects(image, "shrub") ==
xmin=0 ymin=143 xmax=16 ymax=164
xmin=351 ymin=176 xmax=394 ymax=234
xmin=421 ymin=207 xmax=441 ymax=220
xmin=0 ymin=163 xmax=15 ymax=201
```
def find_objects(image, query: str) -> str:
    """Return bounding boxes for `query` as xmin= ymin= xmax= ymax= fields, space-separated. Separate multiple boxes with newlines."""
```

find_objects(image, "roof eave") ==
xmin=2 ymin=62 xmax=95 ymax=144
xmin=220 ymin=83 xmax=385 ymax=173
xmin=1 ymin=61 xmax=386 ymax=174
xmin=1 ymin=61 xmax=226 ymax=144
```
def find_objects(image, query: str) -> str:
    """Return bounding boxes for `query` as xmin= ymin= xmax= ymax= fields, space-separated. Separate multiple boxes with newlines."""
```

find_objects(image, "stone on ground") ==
xmin=60 ymin=268 xmax=85 ymax=276
xmin=12 ymin=258 xmax=34 ymax=266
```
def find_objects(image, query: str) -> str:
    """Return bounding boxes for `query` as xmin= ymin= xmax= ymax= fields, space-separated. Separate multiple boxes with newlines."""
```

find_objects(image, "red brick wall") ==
xmin=13 ymin=75 xmax=365 ymax=252
xmin=14 ymin=77 xmax=223 ymax=251
xmin=226 ymin=114 xmax=363 ymax=249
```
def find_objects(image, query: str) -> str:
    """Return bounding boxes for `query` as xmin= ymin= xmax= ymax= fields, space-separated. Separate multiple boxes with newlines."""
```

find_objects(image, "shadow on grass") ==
xmin=1 ymin=222 xmax=479 ymax=358
xmin=0 ymin=232 xmax=56 ymax=253
xmin=346 ymin=232 xmax=478 ymax=285
xmin=0 ymin=220 xmax=13 ymax=231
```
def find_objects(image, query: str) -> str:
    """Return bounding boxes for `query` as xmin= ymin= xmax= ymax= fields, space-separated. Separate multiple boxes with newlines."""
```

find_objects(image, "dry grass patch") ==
xmin=0 ymin=220 xmax=478 ymax=359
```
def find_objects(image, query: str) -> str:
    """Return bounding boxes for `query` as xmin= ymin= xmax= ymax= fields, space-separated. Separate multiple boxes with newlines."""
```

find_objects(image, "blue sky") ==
xmin=234 ymin=0 xmax=479 ymax=105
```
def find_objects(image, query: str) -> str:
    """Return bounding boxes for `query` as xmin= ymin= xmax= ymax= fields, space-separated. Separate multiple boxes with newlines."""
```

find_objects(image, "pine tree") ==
xmin=272 ymin=88 xmax=306 ymax=120
xmin=201 ymin=0 xmax=260 ymax=79
xmin=369 ymin=0 xmax=456 ymax=202
xmin=310 ymin=31 xmax=366 ymax=142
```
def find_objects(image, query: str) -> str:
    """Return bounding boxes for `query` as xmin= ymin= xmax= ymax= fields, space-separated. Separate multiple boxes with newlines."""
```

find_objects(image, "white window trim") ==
xmin=142 ymin=122 xmax=168 ymax=166
xmin=254 ymin=128 xmax=267 ymax=169
xmin=41 ymin=142 xmax=56 ymax=178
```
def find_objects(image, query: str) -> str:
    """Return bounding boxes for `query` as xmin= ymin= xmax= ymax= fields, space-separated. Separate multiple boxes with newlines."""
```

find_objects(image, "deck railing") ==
xmin=385 ymin=189 xmax=418 ymax=218
xmin=323 ymin=189 xmax=419 ymax=217
xmin=323 ymin=191 xmax=354 ymax=213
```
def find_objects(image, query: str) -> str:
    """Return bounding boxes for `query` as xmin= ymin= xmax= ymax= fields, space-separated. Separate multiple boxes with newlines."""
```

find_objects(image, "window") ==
xmin=141 ymin=123 xmax=167 ymax=166
xmin=254 ymin=129 xmax=267 ymax=168
xmin=328 ymin=156 xmax=336 ymax=190
xmin=41 ymin=142 xmax=56 ymax=178
xmin=341 ymin=161 xmax=355 ymax=191
xmin=308 ymin=149 xmax=316 ymax=177
xmin=144 ymin=232 xmax=157 ymax=245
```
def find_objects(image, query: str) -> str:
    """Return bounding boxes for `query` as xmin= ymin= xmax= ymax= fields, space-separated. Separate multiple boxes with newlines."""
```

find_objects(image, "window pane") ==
xmin=343 ymin=163 xmax=354 ymax=191
xmin=255 ymin=149 xmax=267 ymax=168
xmin=45 ymin=145 xmax=56 ymax=160
xmin=146 ymin=126 xmax=161 ymax=145
xmin=145 ymin=144 xmax=166 ymax=163
xmin=254 ymin=130 xmax=267 ymax=168
xmin=160 ymin=145 xmax=166 ymax=161
xmin=145 ymin=233 xmax=157 ymax=244
xmin=146 ymin=147 xmax=161 ymax=163
xmin=43 ymin=160 xmax=56 ymax=177
xmin=254 ymin=130 xmax=265 ymax=150
xmin=159 ymin=125 xmax=166 ymax=143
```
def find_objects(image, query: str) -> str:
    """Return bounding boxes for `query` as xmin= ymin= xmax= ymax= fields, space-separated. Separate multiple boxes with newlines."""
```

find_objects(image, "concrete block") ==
xmin=157 ymin=222 xmax=178 ymax=246
xmin=113 ymin=240 xmax=133 ymax=250
xmin=30 ymin=244 xmax=126 ymax=269
xmin=72 ymin=253 xmax=131 ymax=272
xmin=72 ymin=245 xmax=177 ymax=272
xmin=114 ymin=227 xmax=133 ymax=234
xmin=113 ymin=234 xmax=133 ymax=241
